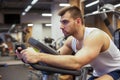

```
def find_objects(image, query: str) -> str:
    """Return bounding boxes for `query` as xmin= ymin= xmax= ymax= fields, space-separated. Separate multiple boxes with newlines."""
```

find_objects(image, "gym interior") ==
xmin=0 ymin=0 xmax=120 ymax=80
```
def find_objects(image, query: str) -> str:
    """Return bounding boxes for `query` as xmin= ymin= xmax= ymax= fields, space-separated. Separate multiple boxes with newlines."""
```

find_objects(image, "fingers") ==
xmin=15 ymin=50 xmax=22 ymax=59
xmin=21 ymin=50 xmax=28 ymax=63
xmin=22 ymin=54 xmax=28 ymax=63
xmin=21 ymin=49 xmax=33 ymax=63
xmin=15 ymin=48 xmax=27 ymax=63
xmin=15 ymin=49 xmax=28 ymax=63
xmin=15 ymin=47 xmax=37 ymax=63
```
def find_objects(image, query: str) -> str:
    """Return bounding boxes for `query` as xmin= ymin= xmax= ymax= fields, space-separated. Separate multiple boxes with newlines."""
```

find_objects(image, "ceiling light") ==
xmin=42 ymin=13 xmax=52 ymax=16
xmin=28 ymin=24 xmax=33 ymax=26
xmin=45 ymin=24 xmax=52 ymax=26
xmin=114 ymin=4 xmax=120 ymax=8
xmin=25 ymin=5 xmax=32 ymax=12
xmin=59 ymin=3 xmax=70 ymax=7
xmin=85 ymin=0 xmax=99 ymax=8
xmin=31 ymin=0 xmax=38 ymax=5
xmin=21 ymin=0 xmax=38 ymax=16
xmin=22 ymin=12 xmax=26 ymax=16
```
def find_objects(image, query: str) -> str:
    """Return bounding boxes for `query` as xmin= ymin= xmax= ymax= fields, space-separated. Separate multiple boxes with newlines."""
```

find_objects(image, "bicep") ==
xmin=75 ymin=31 xmax=104 ymax=66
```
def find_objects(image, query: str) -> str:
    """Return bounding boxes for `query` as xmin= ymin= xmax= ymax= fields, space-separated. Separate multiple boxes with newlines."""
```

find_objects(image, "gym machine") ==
xmin=84 ymin=2 xmax=120 ymax=36
xmin=84 ymin=1 xmax=120 ymax=49
xmin=16 ymin=37 xmax=92 ymax=80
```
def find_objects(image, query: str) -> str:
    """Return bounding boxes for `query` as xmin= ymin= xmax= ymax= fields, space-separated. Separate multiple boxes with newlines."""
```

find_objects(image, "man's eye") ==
xmin=61 ymin=20 xmax=69 ymax=25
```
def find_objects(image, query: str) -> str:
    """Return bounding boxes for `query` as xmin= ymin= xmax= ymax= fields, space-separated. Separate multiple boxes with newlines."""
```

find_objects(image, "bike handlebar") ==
xmin=16 ymin=37 xmax=82 ymax=76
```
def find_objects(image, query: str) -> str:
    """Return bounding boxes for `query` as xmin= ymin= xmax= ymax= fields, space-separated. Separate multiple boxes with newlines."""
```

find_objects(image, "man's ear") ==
xmin=76 ymin=18 xmax=81 ymax=24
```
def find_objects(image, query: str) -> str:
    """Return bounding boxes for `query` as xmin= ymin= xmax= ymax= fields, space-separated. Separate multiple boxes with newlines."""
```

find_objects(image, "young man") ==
xmin=16 ymin=6 xmax=120 ymax=80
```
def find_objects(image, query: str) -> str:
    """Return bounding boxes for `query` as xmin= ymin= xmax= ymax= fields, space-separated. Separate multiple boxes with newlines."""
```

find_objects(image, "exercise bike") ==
xmin=15 ymin=37 xmax=92 ymax=80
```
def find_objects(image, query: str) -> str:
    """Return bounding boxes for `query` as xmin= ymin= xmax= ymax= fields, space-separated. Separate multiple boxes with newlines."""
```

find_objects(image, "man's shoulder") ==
xmin=64 ymin=36 xmax=74 ymax=47
xmin=85 ymin=28 xmax=106 ymax=40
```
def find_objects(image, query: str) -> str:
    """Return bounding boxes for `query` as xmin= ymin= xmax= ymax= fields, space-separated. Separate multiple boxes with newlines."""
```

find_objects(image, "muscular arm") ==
xmin=22 ymin=30 xmax=106 ymax=70
xmin=74 ymin=31 xmax=105 ymax=67
xmin=37 ymin=31 xmax=104 ymax=69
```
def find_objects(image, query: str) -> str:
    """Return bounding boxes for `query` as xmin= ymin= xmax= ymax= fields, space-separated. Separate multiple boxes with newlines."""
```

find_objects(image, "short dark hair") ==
xmin=58 ymin=6 xmax=84 ymax=24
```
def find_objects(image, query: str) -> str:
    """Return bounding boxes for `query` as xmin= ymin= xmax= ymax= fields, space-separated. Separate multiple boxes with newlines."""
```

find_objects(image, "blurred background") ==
xmin=0 ymin=0 xmax=120 ymax=80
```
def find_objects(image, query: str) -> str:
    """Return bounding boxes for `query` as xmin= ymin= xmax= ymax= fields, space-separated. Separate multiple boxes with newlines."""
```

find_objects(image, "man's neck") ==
xmin=73 ymin=25 xmax=85 ymax=41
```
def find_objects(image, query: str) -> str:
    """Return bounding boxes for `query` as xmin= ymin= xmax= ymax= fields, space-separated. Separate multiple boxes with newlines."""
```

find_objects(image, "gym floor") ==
xmin=0 ymin=64 xmax=29 ymax=80
xmin=0 ymin=56 xmax=42 ymax=80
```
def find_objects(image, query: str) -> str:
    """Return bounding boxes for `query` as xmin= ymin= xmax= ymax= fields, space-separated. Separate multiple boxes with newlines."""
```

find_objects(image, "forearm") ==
xmin=38 ymin=53 xmax=82 ymax=70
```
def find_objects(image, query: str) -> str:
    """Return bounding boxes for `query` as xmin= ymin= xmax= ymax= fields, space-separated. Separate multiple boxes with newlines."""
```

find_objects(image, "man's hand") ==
xmin=20 ymin=47 xmax=40 ymax=63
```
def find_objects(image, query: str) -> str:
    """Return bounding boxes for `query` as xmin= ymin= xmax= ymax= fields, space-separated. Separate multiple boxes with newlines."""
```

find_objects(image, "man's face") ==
xmin=60 ymin=12 xmax=76 ymax=37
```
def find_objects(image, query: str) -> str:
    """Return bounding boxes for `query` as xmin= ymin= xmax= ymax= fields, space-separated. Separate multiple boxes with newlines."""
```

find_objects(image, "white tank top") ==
xmin=71 ymin=27 xmax=120 ymax=76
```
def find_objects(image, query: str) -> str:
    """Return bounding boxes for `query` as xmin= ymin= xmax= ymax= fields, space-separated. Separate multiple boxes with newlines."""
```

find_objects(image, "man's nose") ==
xmin=60 ymin=24 xmax=64 ymax=29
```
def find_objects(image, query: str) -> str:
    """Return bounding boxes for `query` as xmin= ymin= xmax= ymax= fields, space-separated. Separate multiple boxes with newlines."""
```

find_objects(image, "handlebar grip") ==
xmin=15 ymin=43 xmax=26 ymax=53
xmin=15 ymin=43 xmax=26 ymax=63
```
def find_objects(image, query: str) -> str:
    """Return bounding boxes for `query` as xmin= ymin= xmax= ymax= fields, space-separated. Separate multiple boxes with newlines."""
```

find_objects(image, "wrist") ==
xmin=36 ymin=52 xmax=43 ymax=62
